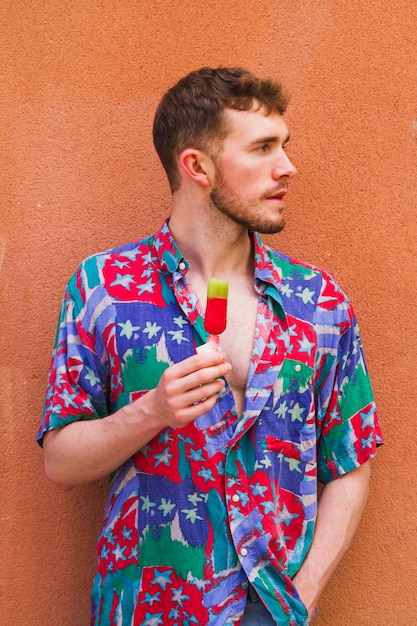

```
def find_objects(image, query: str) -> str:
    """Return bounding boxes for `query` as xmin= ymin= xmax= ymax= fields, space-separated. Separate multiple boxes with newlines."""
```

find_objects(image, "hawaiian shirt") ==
xmin=38 ymin=219 xmax=384 ymax=626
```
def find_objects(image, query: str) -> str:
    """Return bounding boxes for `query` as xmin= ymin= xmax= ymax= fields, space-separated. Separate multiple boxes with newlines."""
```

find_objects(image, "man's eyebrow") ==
xmin=251 ymin=133 xmax=291 ymax=145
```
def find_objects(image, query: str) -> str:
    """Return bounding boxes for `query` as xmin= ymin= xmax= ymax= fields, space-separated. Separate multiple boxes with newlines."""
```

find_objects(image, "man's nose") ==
xmin=272 ymin=153 xmax=297 ymax=180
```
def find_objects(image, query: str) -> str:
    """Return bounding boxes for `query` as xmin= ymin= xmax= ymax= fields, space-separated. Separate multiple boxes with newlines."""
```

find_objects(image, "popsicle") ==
xmin=204 ymin=277 xmax=228 ymax=340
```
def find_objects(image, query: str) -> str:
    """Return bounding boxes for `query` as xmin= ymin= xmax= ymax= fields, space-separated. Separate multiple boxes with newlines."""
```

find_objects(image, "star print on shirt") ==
xmin=38 ymin=220 xmax=383 ymax=626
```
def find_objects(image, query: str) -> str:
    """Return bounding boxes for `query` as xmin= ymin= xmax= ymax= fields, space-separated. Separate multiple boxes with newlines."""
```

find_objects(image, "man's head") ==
xmin=153 ymin=66 xmax=290 ymax=193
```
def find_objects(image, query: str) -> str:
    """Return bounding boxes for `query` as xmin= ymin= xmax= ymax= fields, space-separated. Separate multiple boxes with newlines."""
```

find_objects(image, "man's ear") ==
xmin=179 ymin=149 xmax=214 ymax=187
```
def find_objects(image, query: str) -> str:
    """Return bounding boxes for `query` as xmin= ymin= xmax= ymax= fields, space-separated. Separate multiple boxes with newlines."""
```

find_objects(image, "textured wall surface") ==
xmin=1 ymin=1 xmax=416 ymax=624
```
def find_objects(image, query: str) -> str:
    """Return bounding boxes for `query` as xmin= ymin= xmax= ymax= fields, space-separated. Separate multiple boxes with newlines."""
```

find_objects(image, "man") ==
xmin=39 ymin=67 xmax=384 ymax=625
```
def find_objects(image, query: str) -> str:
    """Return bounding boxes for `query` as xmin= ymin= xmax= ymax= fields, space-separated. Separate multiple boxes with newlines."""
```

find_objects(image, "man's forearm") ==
xmin=292 ymin=462 xmax=371 ymax=618
xmin=43 ymin=397 xmax=163 ymax=489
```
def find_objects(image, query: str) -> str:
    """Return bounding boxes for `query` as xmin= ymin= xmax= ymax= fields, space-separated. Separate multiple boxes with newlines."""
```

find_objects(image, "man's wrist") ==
xmin=118 ymin=390 xmax=163 ymax=441
xmin=292 ymin=572 xmax=320 ymax=621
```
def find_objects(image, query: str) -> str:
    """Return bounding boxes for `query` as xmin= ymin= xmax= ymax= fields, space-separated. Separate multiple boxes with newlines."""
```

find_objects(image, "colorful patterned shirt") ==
xmin=38 ymin=220 xmax=384 ymax=626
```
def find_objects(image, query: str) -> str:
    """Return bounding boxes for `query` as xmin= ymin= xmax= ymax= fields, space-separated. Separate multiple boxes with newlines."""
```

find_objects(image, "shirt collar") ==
xmin=252 ymin=231 xmax=285 ymax=308
xmin=154 ymin=218 xmax=189 ymax=274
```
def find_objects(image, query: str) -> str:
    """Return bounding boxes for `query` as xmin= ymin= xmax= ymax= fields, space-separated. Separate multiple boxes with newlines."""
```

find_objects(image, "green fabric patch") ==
xmin=280 ymin=359 xmax=313 ymax=393
xmin=338 ymin=363 xmax=373 ymax=418
xmin=84 ymin=256 xmax=101 ymax=289
xmin=139 ymin=524 xmax=204 ymax=580
xmin=123 ymin=344 xmax=169 ymax=392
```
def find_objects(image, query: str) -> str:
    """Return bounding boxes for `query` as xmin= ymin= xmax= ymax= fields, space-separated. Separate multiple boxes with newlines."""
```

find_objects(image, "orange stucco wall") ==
xmin=1 ymin=1 xmax=416 ymax=624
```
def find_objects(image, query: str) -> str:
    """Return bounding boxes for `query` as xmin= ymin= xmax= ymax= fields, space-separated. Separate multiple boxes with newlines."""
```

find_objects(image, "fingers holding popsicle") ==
xmin=139 ymin=277 xmax=231 ymax=430
xmin=142 ymin=349 xmax=232 ymax=429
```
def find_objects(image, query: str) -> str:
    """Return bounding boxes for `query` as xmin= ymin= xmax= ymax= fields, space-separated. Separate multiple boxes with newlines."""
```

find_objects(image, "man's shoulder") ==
xmin=266 ymin=244 xmax=336 ymax=284
xmin=82 ymin=232 xmax=156 ymax=267
xmin=66 ymin=232 xmax=157 ymax=296
xmin=264 ymin=244 xmax=351 ymax=315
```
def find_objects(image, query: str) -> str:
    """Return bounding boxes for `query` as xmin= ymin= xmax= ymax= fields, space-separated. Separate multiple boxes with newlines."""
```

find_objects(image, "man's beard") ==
xmin=209 ymin=170 xmax=286 ymax=235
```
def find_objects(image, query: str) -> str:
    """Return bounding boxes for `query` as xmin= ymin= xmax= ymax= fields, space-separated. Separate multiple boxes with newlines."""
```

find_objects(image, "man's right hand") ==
xmin=139 ymin=349 xmax=232 ymax=430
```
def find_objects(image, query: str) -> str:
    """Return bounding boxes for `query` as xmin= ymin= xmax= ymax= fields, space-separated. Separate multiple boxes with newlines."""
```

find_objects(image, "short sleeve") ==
xmin=317 ymin=305 xmax=384 ymax=483
xmin=37 ymin=279 xmax=110 ymax=446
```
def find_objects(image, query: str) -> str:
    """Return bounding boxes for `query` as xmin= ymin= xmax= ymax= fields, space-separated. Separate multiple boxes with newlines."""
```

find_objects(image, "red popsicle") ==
xmin=204 ymin=278 xmax=229 ymax=336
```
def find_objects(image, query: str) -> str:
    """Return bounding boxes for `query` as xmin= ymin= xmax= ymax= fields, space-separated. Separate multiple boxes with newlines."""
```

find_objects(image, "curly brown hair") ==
xmin=152 ymin=66 xmax=290 ymax=192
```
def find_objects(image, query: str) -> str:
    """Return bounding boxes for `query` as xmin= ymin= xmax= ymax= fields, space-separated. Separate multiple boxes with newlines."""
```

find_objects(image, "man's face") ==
xmin=209 ymin=106 xmax=297 ymax=234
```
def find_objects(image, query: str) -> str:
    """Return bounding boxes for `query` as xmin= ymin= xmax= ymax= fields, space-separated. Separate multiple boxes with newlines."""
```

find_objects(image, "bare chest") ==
xmin=208 ymin=284 xmax=259 ymax=416
xmin=220 ymin=298 xmax=258 ymax=381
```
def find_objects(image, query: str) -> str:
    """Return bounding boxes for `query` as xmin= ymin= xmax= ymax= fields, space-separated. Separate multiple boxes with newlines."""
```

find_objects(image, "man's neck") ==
xmin=169 ymin=208 xmax=254 ymax=282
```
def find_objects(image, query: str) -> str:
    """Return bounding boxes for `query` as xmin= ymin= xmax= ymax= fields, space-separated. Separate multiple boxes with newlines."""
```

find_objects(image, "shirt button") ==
xmin=231 ymin=494 xmax=240 ymax=503
xmin=294 ymin=364 xmax=302 ymax=372
xmin=240 ymin=547 xmax=248 ymax=557
xmin=179 ymin=262 xmax=186 ymax=271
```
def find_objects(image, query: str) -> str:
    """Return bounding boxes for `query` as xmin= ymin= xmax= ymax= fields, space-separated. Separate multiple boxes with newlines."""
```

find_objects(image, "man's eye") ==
xmin=257 ymin=144 xmax=269 ymax=153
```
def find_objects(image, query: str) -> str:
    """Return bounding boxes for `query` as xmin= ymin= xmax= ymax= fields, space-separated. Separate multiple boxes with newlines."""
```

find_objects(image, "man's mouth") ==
xmin=265 ymin=184 xmax=288 ymax=201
